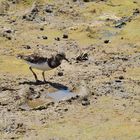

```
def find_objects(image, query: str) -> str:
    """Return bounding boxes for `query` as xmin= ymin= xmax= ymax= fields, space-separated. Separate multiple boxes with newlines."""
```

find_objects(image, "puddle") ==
xmin=47 ymin=89 xmax=77 ymax=102
xmin=19 ymin=90 xmax=77 ymax=110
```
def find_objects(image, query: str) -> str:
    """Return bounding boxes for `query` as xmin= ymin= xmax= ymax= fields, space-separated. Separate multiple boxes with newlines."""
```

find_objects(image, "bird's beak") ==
xmin=64 ymin=58 xmax=69 ymax=62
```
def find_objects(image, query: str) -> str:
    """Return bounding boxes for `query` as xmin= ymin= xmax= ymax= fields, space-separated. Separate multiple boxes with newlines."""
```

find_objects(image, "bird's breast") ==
xmin=28 ymin=62 xmax=53 ymax=71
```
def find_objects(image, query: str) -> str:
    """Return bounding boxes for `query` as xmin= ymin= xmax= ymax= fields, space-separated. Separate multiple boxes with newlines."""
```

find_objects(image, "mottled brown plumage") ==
xmin=17 ymin=53 xmax=69 ymax=82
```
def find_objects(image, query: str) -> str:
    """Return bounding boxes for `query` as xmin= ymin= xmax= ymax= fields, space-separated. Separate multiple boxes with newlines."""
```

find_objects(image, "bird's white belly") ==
xmin=28 ymin=62 xmax=52 ymax=71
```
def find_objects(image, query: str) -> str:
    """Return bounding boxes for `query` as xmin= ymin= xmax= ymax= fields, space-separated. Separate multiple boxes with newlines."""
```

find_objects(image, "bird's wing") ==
xmin=17 ymin=54 xmax=48 ymax=63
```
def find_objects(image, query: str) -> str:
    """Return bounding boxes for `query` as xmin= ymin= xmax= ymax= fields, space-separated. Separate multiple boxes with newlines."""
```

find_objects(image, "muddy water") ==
xmin=47 ymin=89 xmax=76 ymax=102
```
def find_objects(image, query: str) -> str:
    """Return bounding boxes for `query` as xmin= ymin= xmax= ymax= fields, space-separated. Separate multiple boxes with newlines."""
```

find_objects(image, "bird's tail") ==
xmin=16 ymin=54 xmax=24 ymax=59
xmin=16 ymin=54 xmax=27 ymax=61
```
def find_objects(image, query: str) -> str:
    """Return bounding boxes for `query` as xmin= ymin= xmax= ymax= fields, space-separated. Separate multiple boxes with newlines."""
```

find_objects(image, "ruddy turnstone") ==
xmin=18 ymin=53 xmax=69 ymax=82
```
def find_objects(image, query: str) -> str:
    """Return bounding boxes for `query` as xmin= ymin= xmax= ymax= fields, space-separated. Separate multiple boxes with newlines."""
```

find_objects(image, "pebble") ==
xmin=81 ymin=97 xmax=90 ymax=106
xmin=40 ymin=27 xmax=44 ymax=31
xmin=63 ymin=34 xmax=68 ymax=39
xmin=5 ymin=29 xmax=12 ymax=33
xmin=42 ymin=36 xmax=48 ymax=39
xmin=23 ymin=45 xmax=31 ymax=49
xmin=58 ymin=72 xmax=63 ymax=76
xmin=81 ymin=99 xmax=90 ymax=106
xmin=119 ymin=76 xmax=124 ymax=80
xmin=115 ymin=80 xmax=122 ymax=83
xmin=104 ymin=40 xmax=110 ymax=44
xmin=55 ymin=37 xmax=60 ymax=41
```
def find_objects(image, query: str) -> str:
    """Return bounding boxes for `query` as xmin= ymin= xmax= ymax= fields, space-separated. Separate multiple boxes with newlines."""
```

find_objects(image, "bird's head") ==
xmin=55 ymin=52 xmax=69 ymax=62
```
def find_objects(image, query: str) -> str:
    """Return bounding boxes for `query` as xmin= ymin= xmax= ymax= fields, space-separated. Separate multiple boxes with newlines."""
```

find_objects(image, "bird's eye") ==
xmin=60 ymin=54 xmax=64 ymax=57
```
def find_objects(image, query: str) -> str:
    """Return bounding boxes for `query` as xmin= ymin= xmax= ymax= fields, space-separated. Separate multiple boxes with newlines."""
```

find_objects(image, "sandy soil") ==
xmin=0 ymin=0 xmax=140 ymax=139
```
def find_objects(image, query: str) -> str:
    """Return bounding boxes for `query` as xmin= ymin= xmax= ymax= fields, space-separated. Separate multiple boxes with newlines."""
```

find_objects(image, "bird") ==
xmin=17 ymin=52 xmax=69 ymax=83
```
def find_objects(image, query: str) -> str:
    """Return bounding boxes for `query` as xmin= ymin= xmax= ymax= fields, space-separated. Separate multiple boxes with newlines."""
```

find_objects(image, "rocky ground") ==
xmin=0 ymin=0 xmax=140 ymax=139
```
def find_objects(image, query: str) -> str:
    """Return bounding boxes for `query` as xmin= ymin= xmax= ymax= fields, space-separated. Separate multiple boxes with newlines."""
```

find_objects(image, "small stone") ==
xmin=81 ymin=99 xmax=90 ymax=106
xmin=83 ymin=0 xmax=90 ymax=2
xmin=22 ymin=15 xmax=26 ymax=19
xmin=133 ymin=1 xmax=137 ymax=3
xmin=40 ymin=27 xmax=44 ymax=31
xmin=42 ymin=36 xmax=48 ymax=39
xmin=5 ymin=29 xmax=12 ymax=33
xmin=7 ymin=37 xmax=11 ymax=40
xmin=133 ymin=8 xmax=140 ymax=15
xmin=115 ymin=80 xmax=122 ymax=83
xmin=63 ymin=34 xmax=68 ymax=39
xmin=23 ymin=45 xmax=31 ymax=49
xmin=45 ymin=6 xmax=53 ymax=13
xmin=119 ymin=76 xmax=124 ymax=80
xmin=64 ymin=108 xmax=68 ymax=112
xmin=76 ymin=53 xmax=88 ymax=62
xmin=55 ymin=37 xmax=60 ymax=41
xmin=7 ymin=108 xmax=11 ymax=112
xmin=104 ymin=40 xmax=110 ymax=44
xmin=58 ymin=72 xmax=63 ymax=76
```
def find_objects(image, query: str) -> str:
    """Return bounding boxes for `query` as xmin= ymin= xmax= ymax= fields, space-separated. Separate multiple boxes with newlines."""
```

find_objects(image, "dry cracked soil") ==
xmin=0 ymin=0 xmax=140 ymax=140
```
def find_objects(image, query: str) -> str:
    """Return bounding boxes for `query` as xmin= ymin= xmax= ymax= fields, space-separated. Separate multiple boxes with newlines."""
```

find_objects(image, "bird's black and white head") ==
xmin=55 ymin=52 xmax=69 ymax=62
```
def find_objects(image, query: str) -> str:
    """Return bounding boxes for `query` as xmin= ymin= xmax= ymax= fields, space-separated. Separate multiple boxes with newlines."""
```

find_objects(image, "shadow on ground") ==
xmin=19 ymin=80 xmax=68 ymax=90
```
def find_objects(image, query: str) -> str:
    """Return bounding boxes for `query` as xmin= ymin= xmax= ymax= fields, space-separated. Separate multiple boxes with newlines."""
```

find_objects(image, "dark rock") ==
xmin=76 ymin=53 xmax=88 ymax=62
xmin=133 ymin=8 xmax=140 ymax=15
xmin=22 ymin=4 xmax=39 ymax=21
xmin=83 ymin=0 xmax=90 ymax=2
xmin=42 ymin=36 xmax=48 ymax=39
xmin=66 ymin=98 xmax=72 ymax=103
xmin=23 ymin=45 xmax=31 ymax=49
xmin=133 ymin=1 xmax=137 ymax=3
xmin=64 ymin=108 xmax=68 ymax=112
xmin=122 ymin=58 xmax=128 ymax=61
xmin=7 ymin=108 xmax=11 ymax=112
xmin=81 ymin=98 xmax=90 ymax=106
xmin=58 ymin=72 xmax=63 ymax=76
xmin=63 ymin=34 xmax=68 ymax=39
xmin=114 ymin=16 xmax=131 ymax=28
xmin=44 ymin=4 xmax=53 ymax=13
xmin=115 ymin=80 xmax=122 ymax=83
xmin=22 ymin=15 xmax=26 ymax=19
xmin=40 ymin=27 xmax=44 ymax=31
xmin=45 ymin=8 xmax=53 ymax=13
xmin=119 ymin=76 xmax=124 ymax=80
xmin=115 ymin=22 xmax=126 ymax=28
xmin=104 ymin=40 xmax=110 ymax=44
xmin=7 ymin=36 xmax=11 ymax=40
xmin=31 ymin=7 xmax=39 ymax=13
xmin=55 ymin=37 xmax=60 ymax=41
xmin=5 ymin=29 xmax=12 ymax=33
